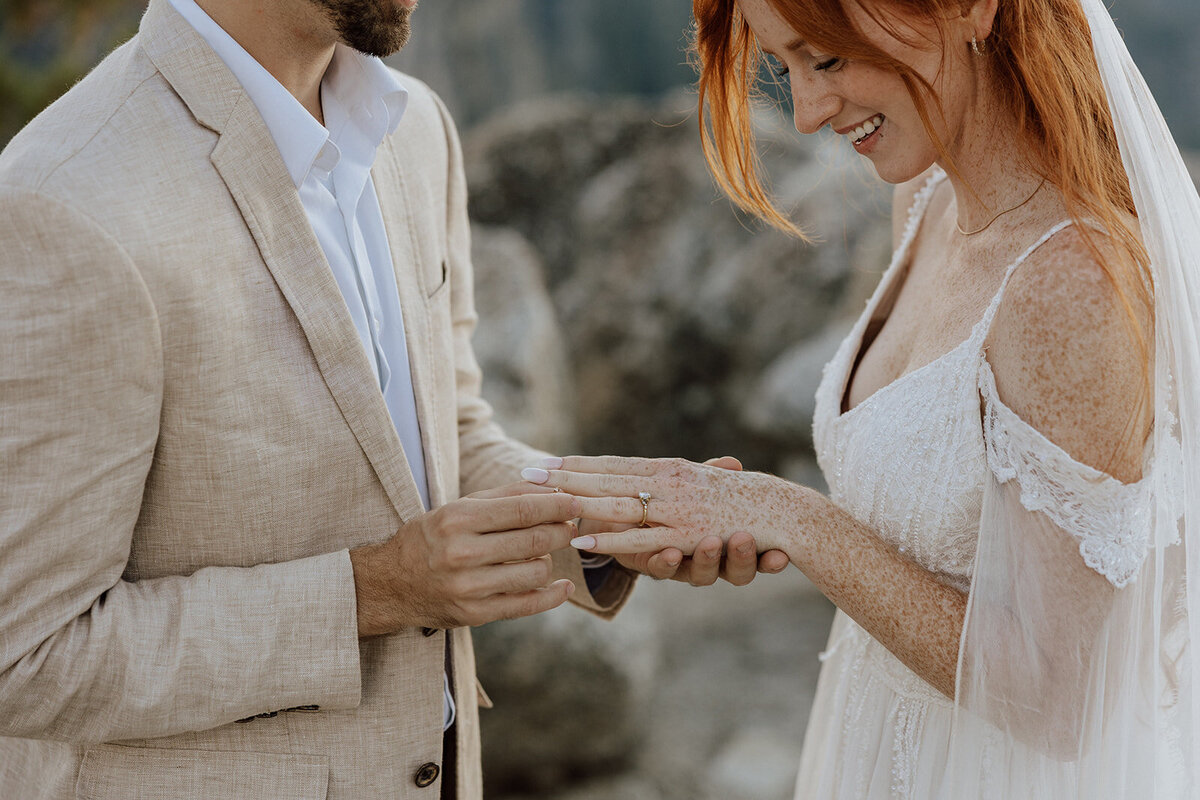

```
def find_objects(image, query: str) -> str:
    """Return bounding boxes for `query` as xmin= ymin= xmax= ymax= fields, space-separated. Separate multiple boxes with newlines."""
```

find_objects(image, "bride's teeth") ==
xmin=849 ymin=115 xmax=884 ymax=144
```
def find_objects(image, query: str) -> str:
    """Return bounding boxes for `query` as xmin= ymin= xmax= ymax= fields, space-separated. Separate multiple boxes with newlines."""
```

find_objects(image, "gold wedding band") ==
xmin=638 ymin=491 xmax=652 ymax=527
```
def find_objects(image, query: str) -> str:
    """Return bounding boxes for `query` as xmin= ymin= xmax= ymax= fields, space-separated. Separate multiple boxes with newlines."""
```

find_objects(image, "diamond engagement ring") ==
xmin=638 ymin=491 xmax=652 ymax=527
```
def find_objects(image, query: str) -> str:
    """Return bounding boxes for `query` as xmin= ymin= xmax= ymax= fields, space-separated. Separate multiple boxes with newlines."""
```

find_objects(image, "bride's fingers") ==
xmin=574 ymin=496 xmax=671 ymax=527
xmin=569 ymin=526 xmax=691 ymax=555
xmin=548 ymin=455 xmax=664 ymax=476
xmin=704 ymin=455 xmax=743 ymax=472
xmin=521 ymin=466 xmax=648 ymax=499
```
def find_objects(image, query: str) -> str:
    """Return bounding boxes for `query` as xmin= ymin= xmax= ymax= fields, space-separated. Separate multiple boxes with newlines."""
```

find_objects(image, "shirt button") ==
xmin=421 ymin=627 xmax=438 ymax=637
xmin=413 ymin=762 xmax=440 ymax=788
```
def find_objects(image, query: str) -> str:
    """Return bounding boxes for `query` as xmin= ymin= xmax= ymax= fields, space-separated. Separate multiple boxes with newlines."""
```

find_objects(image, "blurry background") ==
xmin=4 ymin=1 xmax=1198 ymax=798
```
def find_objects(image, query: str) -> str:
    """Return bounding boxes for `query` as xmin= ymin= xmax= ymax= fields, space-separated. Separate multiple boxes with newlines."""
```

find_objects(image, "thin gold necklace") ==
xmin=955 ymin=177 xmax=1047 ymax=236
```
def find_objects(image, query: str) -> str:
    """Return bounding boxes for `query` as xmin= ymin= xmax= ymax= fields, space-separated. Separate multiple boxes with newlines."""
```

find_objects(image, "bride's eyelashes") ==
xmin=770 ymin=55 xmax=845 ymax=78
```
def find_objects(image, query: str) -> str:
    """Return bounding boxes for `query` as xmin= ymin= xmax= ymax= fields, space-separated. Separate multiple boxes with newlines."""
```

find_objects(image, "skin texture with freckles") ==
xmin=574 ymin=456 xmax=790 ymax=585
xmin=537 ymin=0 xmax=1151 ymax=700
xmin=531 ymin=456 xmax=967 ymax=698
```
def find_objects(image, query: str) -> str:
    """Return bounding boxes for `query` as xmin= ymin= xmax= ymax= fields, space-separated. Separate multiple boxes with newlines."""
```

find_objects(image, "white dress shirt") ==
xmin=169 ymin=0 xmax=452 ymax=728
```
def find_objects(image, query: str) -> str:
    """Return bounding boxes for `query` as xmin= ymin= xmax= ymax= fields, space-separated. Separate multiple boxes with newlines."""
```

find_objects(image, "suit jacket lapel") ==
xmin=372 ymin=138 xmax=448 ymax=510
xmin=140 ymin=0 xmax=427 ymax=522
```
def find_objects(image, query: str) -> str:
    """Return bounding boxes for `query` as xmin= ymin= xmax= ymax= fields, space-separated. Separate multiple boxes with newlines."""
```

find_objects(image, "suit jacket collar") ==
xmin=140 ymin=0 xmax=240 ymax=136
xmin=138 ymin=0 xmax=429 ymax=524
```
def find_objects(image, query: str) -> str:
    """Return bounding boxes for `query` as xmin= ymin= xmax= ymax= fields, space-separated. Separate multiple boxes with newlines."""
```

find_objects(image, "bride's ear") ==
xmin=963 ymin=0 xmax=999 ymax=43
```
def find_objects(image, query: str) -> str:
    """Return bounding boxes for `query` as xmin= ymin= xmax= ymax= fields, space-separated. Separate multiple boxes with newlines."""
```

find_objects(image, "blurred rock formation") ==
xmin=467 ymin=91 xmax=892 ymax=479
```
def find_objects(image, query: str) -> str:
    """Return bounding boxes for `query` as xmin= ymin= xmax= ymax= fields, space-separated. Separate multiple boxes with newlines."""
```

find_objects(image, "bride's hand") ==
xmin=574 ymin=456 xmax=789 ymax=585
xmin=520 ymin=455 xmax=801 ymax=561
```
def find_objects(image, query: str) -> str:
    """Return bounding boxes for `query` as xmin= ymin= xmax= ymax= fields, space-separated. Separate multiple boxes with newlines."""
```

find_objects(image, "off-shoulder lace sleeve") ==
xmin=944 ymin=357 xmax=1190 ymax=793
xmin=978 ymin=358 xmax=1158 ymax=588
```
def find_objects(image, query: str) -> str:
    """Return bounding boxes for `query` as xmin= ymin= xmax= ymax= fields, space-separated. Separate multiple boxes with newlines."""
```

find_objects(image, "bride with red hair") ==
xmin=524 ymin=0 xmax=1200 ymax=795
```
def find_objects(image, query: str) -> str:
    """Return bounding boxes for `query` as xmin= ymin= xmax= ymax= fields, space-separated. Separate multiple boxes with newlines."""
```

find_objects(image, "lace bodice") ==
xmin=812 ymin=168 xmax=1156 ymax=591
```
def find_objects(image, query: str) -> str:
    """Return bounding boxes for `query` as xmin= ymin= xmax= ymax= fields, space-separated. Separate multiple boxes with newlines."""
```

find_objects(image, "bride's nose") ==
xmin=791 ymin=78 xmax=841 ymax=136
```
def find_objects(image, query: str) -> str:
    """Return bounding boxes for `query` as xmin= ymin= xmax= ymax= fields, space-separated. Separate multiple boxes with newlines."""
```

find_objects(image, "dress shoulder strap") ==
xmin=977 ymin=219 xmax=1076 ymax=337
xmin=896 ymin=167 xmax=948 ymax=255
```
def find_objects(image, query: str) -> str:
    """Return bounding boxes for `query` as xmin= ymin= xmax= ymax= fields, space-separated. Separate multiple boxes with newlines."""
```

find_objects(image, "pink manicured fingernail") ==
xmin=542 ymin=456 xmax=564 ymax=469
xmin=570 ymin=536 xmax=597 ymax=550
xmin=521 ymin=467 xmax=550 ymax=484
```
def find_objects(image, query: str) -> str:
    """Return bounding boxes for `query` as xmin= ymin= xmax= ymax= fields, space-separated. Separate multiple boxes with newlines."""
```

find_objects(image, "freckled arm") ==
xmin=775 ymin=482 xmax=966 ymax=700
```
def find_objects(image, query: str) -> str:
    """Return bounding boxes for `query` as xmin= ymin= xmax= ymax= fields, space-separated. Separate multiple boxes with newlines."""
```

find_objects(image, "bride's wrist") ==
xmin=740 ymin=471 xmax=810 ymax=564
xmin=769 ymin=479 xmax=821 ymax=567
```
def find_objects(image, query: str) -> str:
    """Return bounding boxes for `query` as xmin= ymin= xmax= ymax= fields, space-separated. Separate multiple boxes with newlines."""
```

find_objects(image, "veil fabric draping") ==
xmin=941 ymin=0 xmax=1200 ymax=796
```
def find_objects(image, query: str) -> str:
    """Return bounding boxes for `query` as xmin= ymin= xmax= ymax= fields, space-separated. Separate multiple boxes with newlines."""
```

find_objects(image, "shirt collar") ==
xmin=325 ymin=44 xmax=409 ymax=143
xmin=168 ymin=0 xmax=408 ymax=189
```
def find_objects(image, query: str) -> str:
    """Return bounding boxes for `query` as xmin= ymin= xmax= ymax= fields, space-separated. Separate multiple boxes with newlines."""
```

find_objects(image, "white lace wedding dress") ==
xmin=793 ymin=168 xmax=1164 ymax=798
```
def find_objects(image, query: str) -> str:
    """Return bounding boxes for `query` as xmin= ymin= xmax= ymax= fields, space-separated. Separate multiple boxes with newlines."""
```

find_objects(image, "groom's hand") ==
xmin=616 ymin=531 xmax=788 ymax=585
xmin=349 ymin=483 xmax=580 ymax=637
xmin=607 ymin=456 xmax=789 ymax=586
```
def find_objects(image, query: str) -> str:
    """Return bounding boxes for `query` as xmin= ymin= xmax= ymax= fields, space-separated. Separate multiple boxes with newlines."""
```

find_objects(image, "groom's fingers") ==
xmin=469 ymin=482 xmax=564 ymax=500
xmin=469 ymin=580 xmax=576 ymax=623
xmin=642 ymin=549 xmax=685 ymax=580
xmin=758 ymin=549 xmax=791 ymax=574
xmin=721 ymin=532 xmax=758 ymax=586
xmin=682 ymin=536 xmax=722 ymax=586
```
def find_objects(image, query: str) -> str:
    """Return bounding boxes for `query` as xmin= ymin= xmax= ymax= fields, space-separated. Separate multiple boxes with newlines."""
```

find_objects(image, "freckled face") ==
xmin=736 ymin=0 xmax=974 ymax=185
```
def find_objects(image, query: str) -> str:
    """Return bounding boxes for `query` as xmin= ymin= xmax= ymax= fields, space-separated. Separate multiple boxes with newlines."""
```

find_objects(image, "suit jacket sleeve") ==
xmin=428 ymin=95 xmax=635 ymax=616
xmin=0 ymin=193 xmax=363 ymax=744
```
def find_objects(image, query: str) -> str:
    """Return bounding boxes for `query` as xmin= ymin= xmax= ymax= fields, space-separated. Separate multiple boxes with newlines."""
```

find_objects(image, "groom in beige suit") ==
xmin=0 ymin=0 xmax=783 ymax=798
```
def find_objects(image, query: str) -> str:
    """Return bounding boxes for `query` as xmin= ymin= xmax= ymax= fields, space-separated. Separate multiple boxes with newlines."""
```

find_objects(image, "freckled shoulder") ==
xmin=984 ymin=225 xmax=1151 ymax=482
xmin=891 ymin=165 xmax=942 ymax=249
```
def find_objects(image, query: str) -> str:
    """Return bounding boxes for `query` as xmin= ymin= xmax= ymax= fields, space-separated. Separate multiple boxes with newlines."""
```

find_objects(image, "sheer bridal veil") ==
xmin=942 ymin=0 xmax=1200 ymax=796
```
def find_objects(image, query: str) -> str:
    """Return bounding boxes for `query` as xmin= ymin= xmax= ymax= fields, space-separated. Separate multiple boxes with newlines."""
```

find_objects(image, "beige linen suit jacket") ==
xmin=0 ymin=2 xmax=633 ymax=798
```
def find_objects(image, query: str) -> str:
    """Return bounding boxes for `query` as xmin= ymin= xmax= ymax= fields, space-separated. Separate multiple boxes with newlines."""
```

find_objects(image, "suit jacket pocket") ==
xmin=76 ymin=745 xmax=329 ymax=800
xmin=425 ymin=259 xmax=449 ymax=299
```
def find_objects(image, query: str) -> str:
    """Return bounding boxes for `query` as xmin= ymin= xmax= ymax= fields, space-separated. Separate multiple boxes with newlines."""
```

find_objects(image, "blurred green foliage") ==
xmin=0 ymin=0 xmax=142 ymax=145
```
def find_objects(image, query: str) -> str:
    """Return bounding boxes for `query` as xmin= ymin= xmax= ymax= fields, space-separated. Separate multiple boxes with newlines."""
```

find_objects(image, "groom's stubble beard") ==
xmin=310 ymin=0 xmax=413 ymax=58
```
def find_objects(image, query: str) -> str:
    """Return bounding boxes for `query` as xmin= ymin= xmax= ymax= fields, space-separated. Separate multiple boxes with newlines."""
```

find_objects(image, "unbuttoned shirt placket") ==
xmin=317 ymin=85 xmax=430 ymax=512
xmin=314 ymin=86 xmax=455 ymax=732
